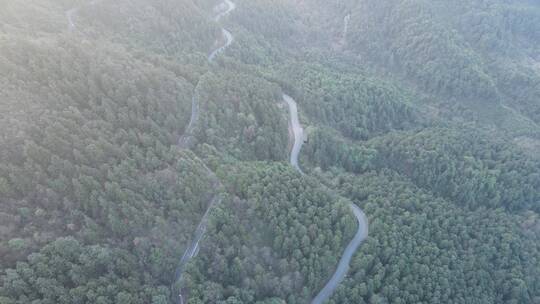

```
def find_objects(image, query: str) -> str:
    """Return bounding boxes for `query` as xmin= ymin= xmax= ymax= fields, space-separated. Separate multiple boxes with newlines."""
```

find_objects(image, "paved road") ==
xmin=70 ymin=1 xmax=368 ymax=302
xmin=283 ymin=94 xmax=305 ymax=174
xmin=178 ymin=0 xmax=235 ymax=148
xmin=282 ymin=94 xmax=369 ymax=304
xmin=174 ymin=1 xmax=236 ymax=303
xmin=209 ymin=0 xmax=235 ymax=62
xmin=208 ymin=28 xmax=234 ymax=62
xmin=177 ymin=83 xmax=200 ymax=148
xmin=214 ymin=0 xmax=236 ymax=22
xmin=311 ymin=204 xmax=368 ymax=304
xmin=341 ymin=14 xmax=350 ymax=45
xmin=175 ymin=195 xmax=220 ymax=280
xmin=65 ymin=0 xmax=98 ymax=31
xmin=66 ymin=7 xmax=77 ymax=31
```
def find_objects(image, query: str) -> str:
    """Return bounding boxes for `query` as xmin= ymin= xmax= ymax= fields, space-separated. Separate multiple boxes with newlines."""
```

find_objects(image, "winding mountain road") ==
xmin=283 ymin=94 xmax=369 ymax=304
xmin=65 ymin=0 xmax=98 ymax=31
xmin=68 ymin=0 xmax=369 ymax=302
xmin=341 ymin=14 xmax=350 ymax=45
xmin=178 ymin=0 xmax=235 ymax=148
xmin=209 ymin=0 xmax=235 ymax=61
xmin=283 ymin=94 xmax=305 ymax=174
xmin=177 ymin=85 xmax=200 ymax=148
xmin=177 ymin=2 xmax=367 ymax=302
xmin=175 ymin=195 xmax=220 ymax=279
xmin=66 ymin=7 xmax=77 ymax=31
xmin=311 ymin=205 xmax=368 ymax=304
xmin=208 ymin=28 xmax=234 ymax=62
xmin=174 ymin=1 xmax=236 ymax=303
xmin=214 ymin=0 xmax=237 ymax=22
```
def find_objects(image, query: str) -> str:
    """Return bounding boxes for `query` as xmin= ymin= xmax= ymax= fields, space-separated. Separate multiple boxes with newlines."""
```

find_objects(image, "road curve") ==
xmin=208 ymin=28 xmax=233 ymax=62
xmin=66 ymin=8 xmax=77 ymax=31
xmin=214 ymin=0 xmax=237 ymax=22
xmin=341 ymin=14 xmax=350 ymax=45
xmin=283 ymin=94 xmax=305 ymax=174
xmin=282 ymin=94 xmax=369 ymax=304
xmin=178 ymin=0 xmax=235 ymax=147
xmin=311 ymin=204 xmax=368 ymax=304
xmin=174 ymin=1 xmax=236 ymax=303
xmin=209 ymin=0 xmax=235 ymax=62
xmin=65 ymin=0 xmax=99 ymax=31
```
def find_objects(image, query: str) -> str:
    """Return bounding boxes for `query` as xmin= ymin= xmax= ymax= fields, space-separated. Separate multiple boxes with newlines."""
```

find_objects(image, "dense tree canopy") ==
xmin=1 ymin=0 xmax=539 ymax=303
xmin=183 ymin=163 xmax=356 ymax=303
xmin=329 ymin=170 xmax=540 ymax=304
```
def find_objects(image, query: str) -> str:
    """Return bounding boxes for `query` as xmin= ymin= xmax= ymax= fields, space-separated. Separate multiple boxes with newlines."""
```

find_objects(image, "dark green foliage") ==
xmin=0 ymin=0 xmax=223 ymax=300
xmin=183 ymin=163 xmax=356 ymax=303
xmin=347 ymin=0 xmax=499 ymax=101
xmin=196 ymin=70 xmax=288 ymax=161
xmin=328 ymin=171 xmax=540 ymax=304
xmin=368 ymin=126 xmax=540 ymax=211
xmin=345 ymin=0 xmax=540 ymax=126
xmin=233 ymin=0 xmax=303 ymax=46
xmin=1 ymin=0 xmax=540 ymax=303
xmin=79 ymin=0 xmax=219 ymax=57
xmin=277 ymin=62 xmax=418 ymax=140
xmin=0 ymin=33 xmax=215 ymax=252
xmin=1 ymin=238 xmax=170 ymax=304
xmin=303 ymin=127 xmax=377 ymax=173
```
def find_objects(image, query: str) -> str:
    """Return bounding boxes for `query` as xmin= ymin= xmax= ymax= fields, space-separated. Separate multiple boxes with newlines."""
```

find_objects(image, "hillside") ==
xmin=1 ymin=0 xmax=539 ymax=303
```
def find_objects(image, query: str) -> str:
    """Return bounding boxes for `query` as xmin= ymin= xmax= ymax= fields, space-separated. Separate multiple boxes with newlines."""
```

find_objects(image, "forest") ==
xmin=1 ymin=0 xmax=539 ymax=303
